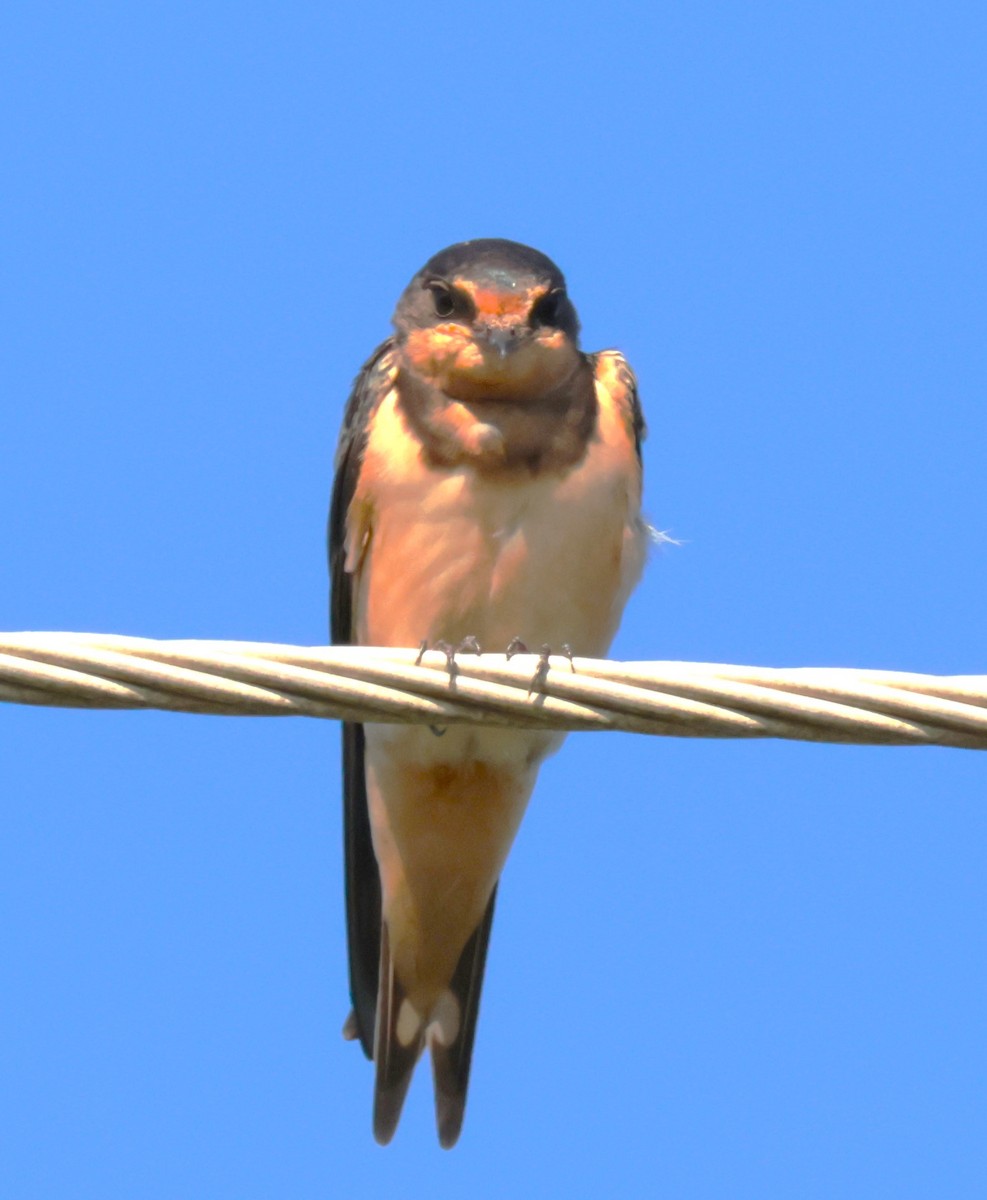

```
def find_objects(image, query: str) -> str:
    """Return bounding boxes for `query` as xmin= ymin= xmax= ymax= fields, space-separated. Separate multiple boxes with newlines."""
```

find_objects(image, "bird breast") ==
xmin=348 ymin=384 xmax=645 ymax=658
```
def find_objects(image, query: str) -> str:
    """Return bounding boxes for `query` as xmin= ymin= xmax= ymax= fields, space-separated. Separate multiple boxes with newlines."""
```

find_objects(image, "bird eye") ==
xmin=530 ymin=288 xmax=566 ymax=327
xmin=426 ymin=281 xmax=456 ymax=318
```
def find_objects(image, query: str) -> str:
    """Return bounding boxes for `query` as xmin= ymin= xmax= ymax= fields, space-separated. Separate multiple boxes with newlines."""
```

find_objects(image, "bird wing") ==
xmin=328 ymin=339 xmax=396 ymax=1059
xmin=588 ymin=349 xmax=647 ymax=463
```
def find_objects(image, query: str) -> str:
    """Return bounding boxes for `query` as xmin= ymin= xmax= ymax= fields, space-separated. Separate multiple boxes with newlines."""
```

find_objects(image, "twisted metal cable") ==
xmin=2 ymin=632 xmax=986 ymax=750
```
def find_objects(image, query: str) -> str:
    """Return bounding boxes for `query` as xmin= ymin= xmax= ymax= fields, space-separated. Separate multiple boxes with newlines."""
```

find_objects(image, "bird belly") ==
xmin=363 ymin=726 xmax=537 ymax=1009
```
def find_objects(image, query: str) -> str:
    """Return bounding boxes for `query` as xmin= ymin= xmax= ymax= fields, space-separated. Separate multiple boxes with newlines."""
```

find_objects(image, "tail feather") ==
xmin=372 ymin=922 xmax=425 ymax=1145
xmin=429 ymin=888 xmax=498 ymax=1149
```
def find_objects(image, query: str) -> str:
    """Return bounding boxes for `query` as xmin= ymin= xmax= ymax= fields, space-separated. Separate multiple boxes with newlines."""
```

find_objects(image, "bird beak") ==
xmin=477 ymin=324 xmax=522 ymax=359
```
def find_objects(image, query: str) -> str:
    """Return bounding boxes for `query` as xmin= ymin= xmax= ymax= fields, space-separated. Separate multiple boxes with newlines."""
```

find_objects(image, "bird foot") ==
xmin=505 ymin=637 xmax=576 ymax=693
xmin=415 ymin=637 xmax=482 ymax=674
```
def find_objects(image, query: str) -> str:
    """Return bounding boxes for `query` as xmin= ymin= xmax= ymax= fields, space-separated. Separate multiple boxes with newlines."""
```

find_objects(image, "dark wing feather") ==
xmin=328 ymin=338 xmax=396 ymax=1060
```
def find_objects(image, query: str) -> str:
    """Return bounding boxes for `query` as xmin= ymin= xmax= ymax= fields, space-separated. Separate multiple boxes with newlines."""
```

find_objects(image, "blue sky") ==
xmin=3 ymin=3 xmax=987 ymax=1196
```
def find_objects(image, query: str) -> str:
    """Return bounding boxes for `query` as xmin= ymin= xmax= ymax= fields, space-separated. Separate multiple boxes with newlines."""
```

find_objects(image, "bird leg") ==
xmin=528 ymin=644 xmax=552 ymax=695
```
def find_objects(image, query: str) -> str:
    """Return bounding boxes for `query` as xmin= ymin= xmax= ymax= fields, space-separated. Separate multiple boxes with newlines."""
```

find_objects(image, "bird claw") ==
xmin=505 ymin=636 xmax=528 ymax=660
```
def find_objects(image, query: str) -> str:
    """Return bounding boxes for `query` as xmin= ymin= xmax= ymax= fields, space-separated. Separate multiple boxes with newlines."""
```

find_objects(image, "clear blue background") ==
xmin=3 ymin=3 xmax=986 ymax=1196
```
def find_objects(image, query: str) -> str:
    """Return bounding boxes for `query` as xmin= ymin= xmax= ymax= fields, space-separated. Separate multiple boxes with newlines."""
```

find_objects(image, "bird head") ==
xmin=393 ymin=239 xmax=583 ymax=402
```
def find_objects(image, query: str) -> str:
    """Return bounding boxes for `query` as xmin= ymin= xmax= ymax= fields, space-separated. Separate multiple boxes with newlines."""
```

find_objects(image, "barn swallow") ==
xmin=328 ymin=239 xmax=647 ymax=1147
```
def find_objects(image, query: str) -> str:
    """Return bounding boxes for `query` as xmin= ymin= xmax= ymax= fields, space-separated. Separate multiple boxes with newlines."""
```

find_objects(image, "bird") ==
xmin=328 ymin=238 xmax=647 ymax=1147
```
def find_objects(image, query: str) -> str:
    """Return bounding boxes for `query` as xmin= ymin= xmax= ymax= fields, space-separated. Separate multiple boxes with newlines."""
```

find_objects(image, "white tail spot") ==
xmin=396 ymin=999 xmax=422 ymax=1047
xmin=428 ymin=990 xmax=461 ymax=1047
